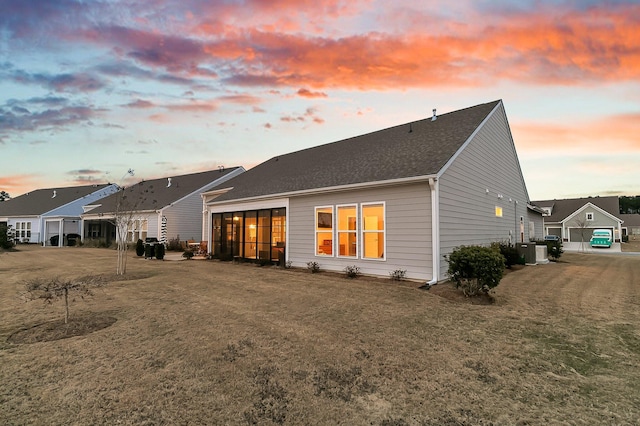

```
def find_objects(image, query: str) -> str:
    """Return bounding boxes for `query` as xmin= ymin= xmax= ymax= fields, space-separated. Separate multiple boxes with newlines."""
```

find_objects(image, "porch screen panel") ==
xmin=257 ymin=210 xmax=271 ymax=260
xmin=244 ymin=211 xmax=258 ymax=259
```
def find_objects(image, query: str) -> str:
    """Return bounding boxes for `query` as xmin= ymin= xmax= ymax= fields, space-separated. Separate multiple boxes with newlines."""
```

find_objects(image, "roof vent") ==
xmin=218 ymin=165 xmax=225 ymax=172
xmin=431 ymin=109 xmax=437 ymax=121
xmin=408 ymin=123 xmax=413 ymax=133
xmin=167 ymin=177 xmax=172 ymax=188
xmin=52 ymin=190 xmax=57 ymax=198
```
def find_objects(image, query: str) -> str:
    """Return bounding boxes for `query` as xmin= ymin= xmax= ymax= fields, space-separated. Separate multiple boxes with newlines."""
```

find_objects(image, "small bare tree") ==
xmin=110 ymin=169 xmax=151 ymax=275
xmin=574 ymin=218 xmax=592 ymax=253
xmin=24 ymin=276 xmax=107 ymax=324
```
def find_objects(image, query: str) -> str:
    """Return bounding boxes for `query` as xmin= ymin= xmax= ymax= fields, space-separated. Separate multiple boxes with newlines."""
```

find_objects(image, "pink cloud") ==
xmin=513 ymin=112 xmax=640 ymax=154
xmin=297 ymin=88 xmax=328 ymax=98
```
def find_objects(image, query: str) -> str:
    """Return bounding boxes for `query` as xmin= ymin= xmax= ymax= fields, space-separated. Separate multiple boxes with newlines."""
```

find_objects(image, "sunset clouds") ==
xmin=1 ymin=0 xmax=639 ymax=198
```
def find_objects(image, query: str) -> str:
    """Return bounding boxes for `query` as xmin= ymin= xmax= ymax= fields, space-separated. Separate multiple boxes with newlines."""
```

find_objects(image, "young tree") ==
xmin=110 ymin=169 xmax=152 ymax=275
xmin=574 ymin=218 xmax=592 ymax=253
xmin=24 ymin=275 xmax=107 ymax=324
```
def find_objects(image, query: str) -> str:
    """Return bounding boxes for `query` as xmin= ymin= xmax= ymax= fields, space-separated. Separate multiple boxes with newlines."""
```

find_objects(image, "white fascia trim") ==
xmin=560 ymin=202 xmax=623 ymax=225
xmin=206 ymin=198 xmax=290 ymax=213
xmin=205 ymin=175 xmax=435 ymax=207
xmin=436 ymin=101 xmax=502 ymax=179
xmin=172 ymin=168 xmax=245 ymax=207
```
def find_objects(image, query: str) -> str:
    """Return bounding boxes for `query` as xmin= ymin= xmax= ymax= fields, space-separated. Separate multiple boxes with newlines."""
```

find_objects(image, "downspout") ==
xmin=427 ymin=177 xmax=440 ymax=286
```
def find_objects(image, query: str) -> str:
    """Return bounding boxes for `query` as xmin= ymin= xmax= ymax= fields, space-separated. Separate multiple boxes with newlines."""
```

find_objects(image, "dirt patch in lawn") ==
xmin=7 ymin=313 xmax=117 ymax=344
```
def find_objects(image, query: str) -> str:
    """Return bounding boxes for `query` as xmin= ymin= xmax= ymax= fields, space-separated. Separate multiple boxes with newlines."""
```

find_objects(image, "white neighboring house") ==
xmin=81 ymin=168 xmax=244 ymax=246
xmin=202 ymin=100 xmax=543 ymax=282
xmin=0 ymin=184 xmax=120 ymax=246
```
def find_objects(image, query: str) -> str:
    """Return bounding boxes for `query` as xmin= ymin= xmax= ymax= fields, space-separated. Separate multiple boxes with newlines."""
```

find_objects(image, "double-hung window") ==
xmin=315 ymin=206 xmax=333 ymax=256
xmin=337 ymin=205 xmax=357 ymax=257
xmin=361 ymin=203 xmax=385 ymax=260
xmin=315 ymin=203 xmax=386 ymax=260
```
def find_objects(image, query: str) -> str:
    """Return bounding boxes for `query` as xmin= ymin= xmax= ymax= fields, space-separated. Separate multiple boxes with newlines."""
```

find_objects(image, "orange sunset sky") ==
xmin=1 ymin=0 xmax=639 ymax=199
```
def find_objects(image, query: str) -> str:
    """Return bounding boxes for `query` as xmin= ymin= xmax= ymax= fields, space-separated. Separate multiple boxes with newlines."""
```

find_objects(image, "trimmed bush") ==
xmin=0 ymin=223 xmax=15 ymax=250
xmin=491 ymin=241 xmax=522 ymax=269
xmin=446 ymin=245 xmax=505 ymax=297
xmin=182 ymin=250 xmax=194 ymax=260
xmin=136 ymin=239 xmax=145 ymax=257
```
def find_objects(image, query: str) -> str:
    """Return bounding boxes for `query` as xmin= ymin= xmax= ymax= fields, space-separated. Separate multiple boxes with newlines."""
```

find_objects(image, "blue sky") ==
xmin=1 ymin=0 xmax=639 ymax=199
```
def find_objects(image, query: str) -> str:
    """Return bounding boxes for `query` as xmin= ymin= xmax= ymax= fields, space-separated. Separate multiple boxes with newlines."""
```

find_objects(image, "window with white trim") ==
xmin=586 ymin=212 xmax=594 ymax=221
xmin=15 ymin=222 xmax=31 ymax=239
xmin=337 ymin=205 xmax=357 ymax=257
xmin=315 ymin=206 xmax=333 ymax=256
xmin=361 ymin=203 xmax=385 ymax=259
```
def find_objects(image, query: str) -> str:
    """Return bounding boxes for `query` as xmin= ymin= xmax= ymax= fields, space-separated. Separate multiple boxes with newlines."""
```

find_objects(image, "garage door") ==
xmin=569 ymin=228 xmax=613 ymax=242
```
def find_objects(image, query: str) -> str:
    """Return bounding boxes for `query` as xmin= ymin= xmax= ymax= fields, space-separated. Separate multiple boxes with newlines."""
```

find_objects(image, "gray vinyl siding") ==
xmin=527 ymin=210 xmax=544 ymax=241
xmin=438 ymin=103 xmax=532 ymax=279
xmin=162 ymin=193 xmax=204 ymax=242
xmin=288 ymin=182 xmax=432 ymax=281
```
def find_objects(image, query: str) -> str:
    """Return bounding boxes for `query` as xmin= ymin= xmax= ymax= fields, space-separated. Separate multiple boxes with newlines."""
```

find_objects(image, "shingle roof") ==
xmin=212 ymin=100 xmax=501 ymax=202
xmin=0 ymin=184 xmax=115 ymax=217
xmin=620 ymin=214 xmax=640 ymax=227
xmin=531 ymin=196 xmax=620 ymax=222
xmin=85 ymin=168 xmax=242 ymax=215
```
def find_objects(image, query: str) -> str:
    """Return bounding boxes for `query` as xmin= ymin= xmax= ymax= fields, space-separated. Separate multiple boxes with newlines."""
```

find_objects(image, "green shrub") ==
xmin=182 ymin=250 xmax=194 ymax=260
xmin=307 ymin=261 xmax=320 ymax=273
xmin=491 ymin=241 xmax=521 ymax=269
xmin=167 ymin=235 xmax=182 ymax=251
xmin=136 ymin=239 xmax=145 ymax=257
xmin=535 ymin=239 xmax=564 ymax=261
xmin=446 ymin=245 xmax=505 ymax=297
xmin=344 ymin=265 xmax=360 ymax=278
xmin=0 ymin=223 xmax=15 ymax=250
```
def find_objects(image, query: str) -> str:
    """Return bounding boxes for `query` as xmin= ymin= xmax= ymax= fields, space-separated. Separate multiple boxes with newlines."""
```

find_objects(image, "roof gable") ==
xmin=561 ymin=202 xmax=623 ymax=225
xmin=212 ymin=100 xmax=501 ymax=202
xmin=0 ymin=184 xmax=116 ymax=217
xmin=84 ymin=168 xmax=242 ymax=215
xmin=532 ymin=196 xmax=620 ymax=222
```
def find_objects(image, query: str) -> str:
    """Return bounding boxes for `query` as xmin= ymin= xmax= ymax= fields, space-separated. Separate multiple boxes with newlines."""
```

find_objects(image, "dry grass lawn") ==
xmin=1 ymin=246 xmax=639 ymax=425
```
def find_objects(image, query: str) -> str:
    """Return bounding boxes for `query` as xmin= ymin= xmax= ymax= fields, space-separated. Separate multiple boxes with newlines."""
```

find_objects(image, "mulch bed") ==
xmin=7 ymin=313 xmax=117 ymax=344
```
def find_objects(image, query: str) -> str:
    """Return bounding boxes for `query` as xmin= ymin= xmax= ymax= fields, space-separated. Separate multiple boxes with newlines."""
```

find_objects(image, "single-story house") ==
xmin=0 ymin=184 xmax=119 ymax=246
xmin=81 ymin=167 xmax=244 ymax=246
xmin=620 ymin=214 xmax=640 ymax=241
xmin=531 ymin=196 xmax=623 ymax=242
xmin=202 ymin=100 xmax=543 ymax=283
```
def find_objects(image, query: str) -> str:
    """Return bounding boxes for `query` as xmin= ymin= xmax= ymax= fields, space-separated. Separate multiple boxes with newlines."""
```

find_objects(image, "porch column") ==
xmin=58 ymin=218 xmax=64 ymax=247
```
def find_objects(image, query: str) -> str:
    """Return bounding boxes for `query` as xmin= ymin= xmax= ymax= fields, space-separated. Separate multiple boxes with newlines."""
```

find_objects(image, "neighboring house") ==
xmin=620 ymin=214 xmax=640 ymax=241
xmin=532 ymin=196 xmax=623 ymax=242
xmin=0 ymin=184 xmax=120 ymax=246
xmin=81 ymin=168 xmax=244 ymax=245
xmin=202 ymin=100 xmax=542 ymax=282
